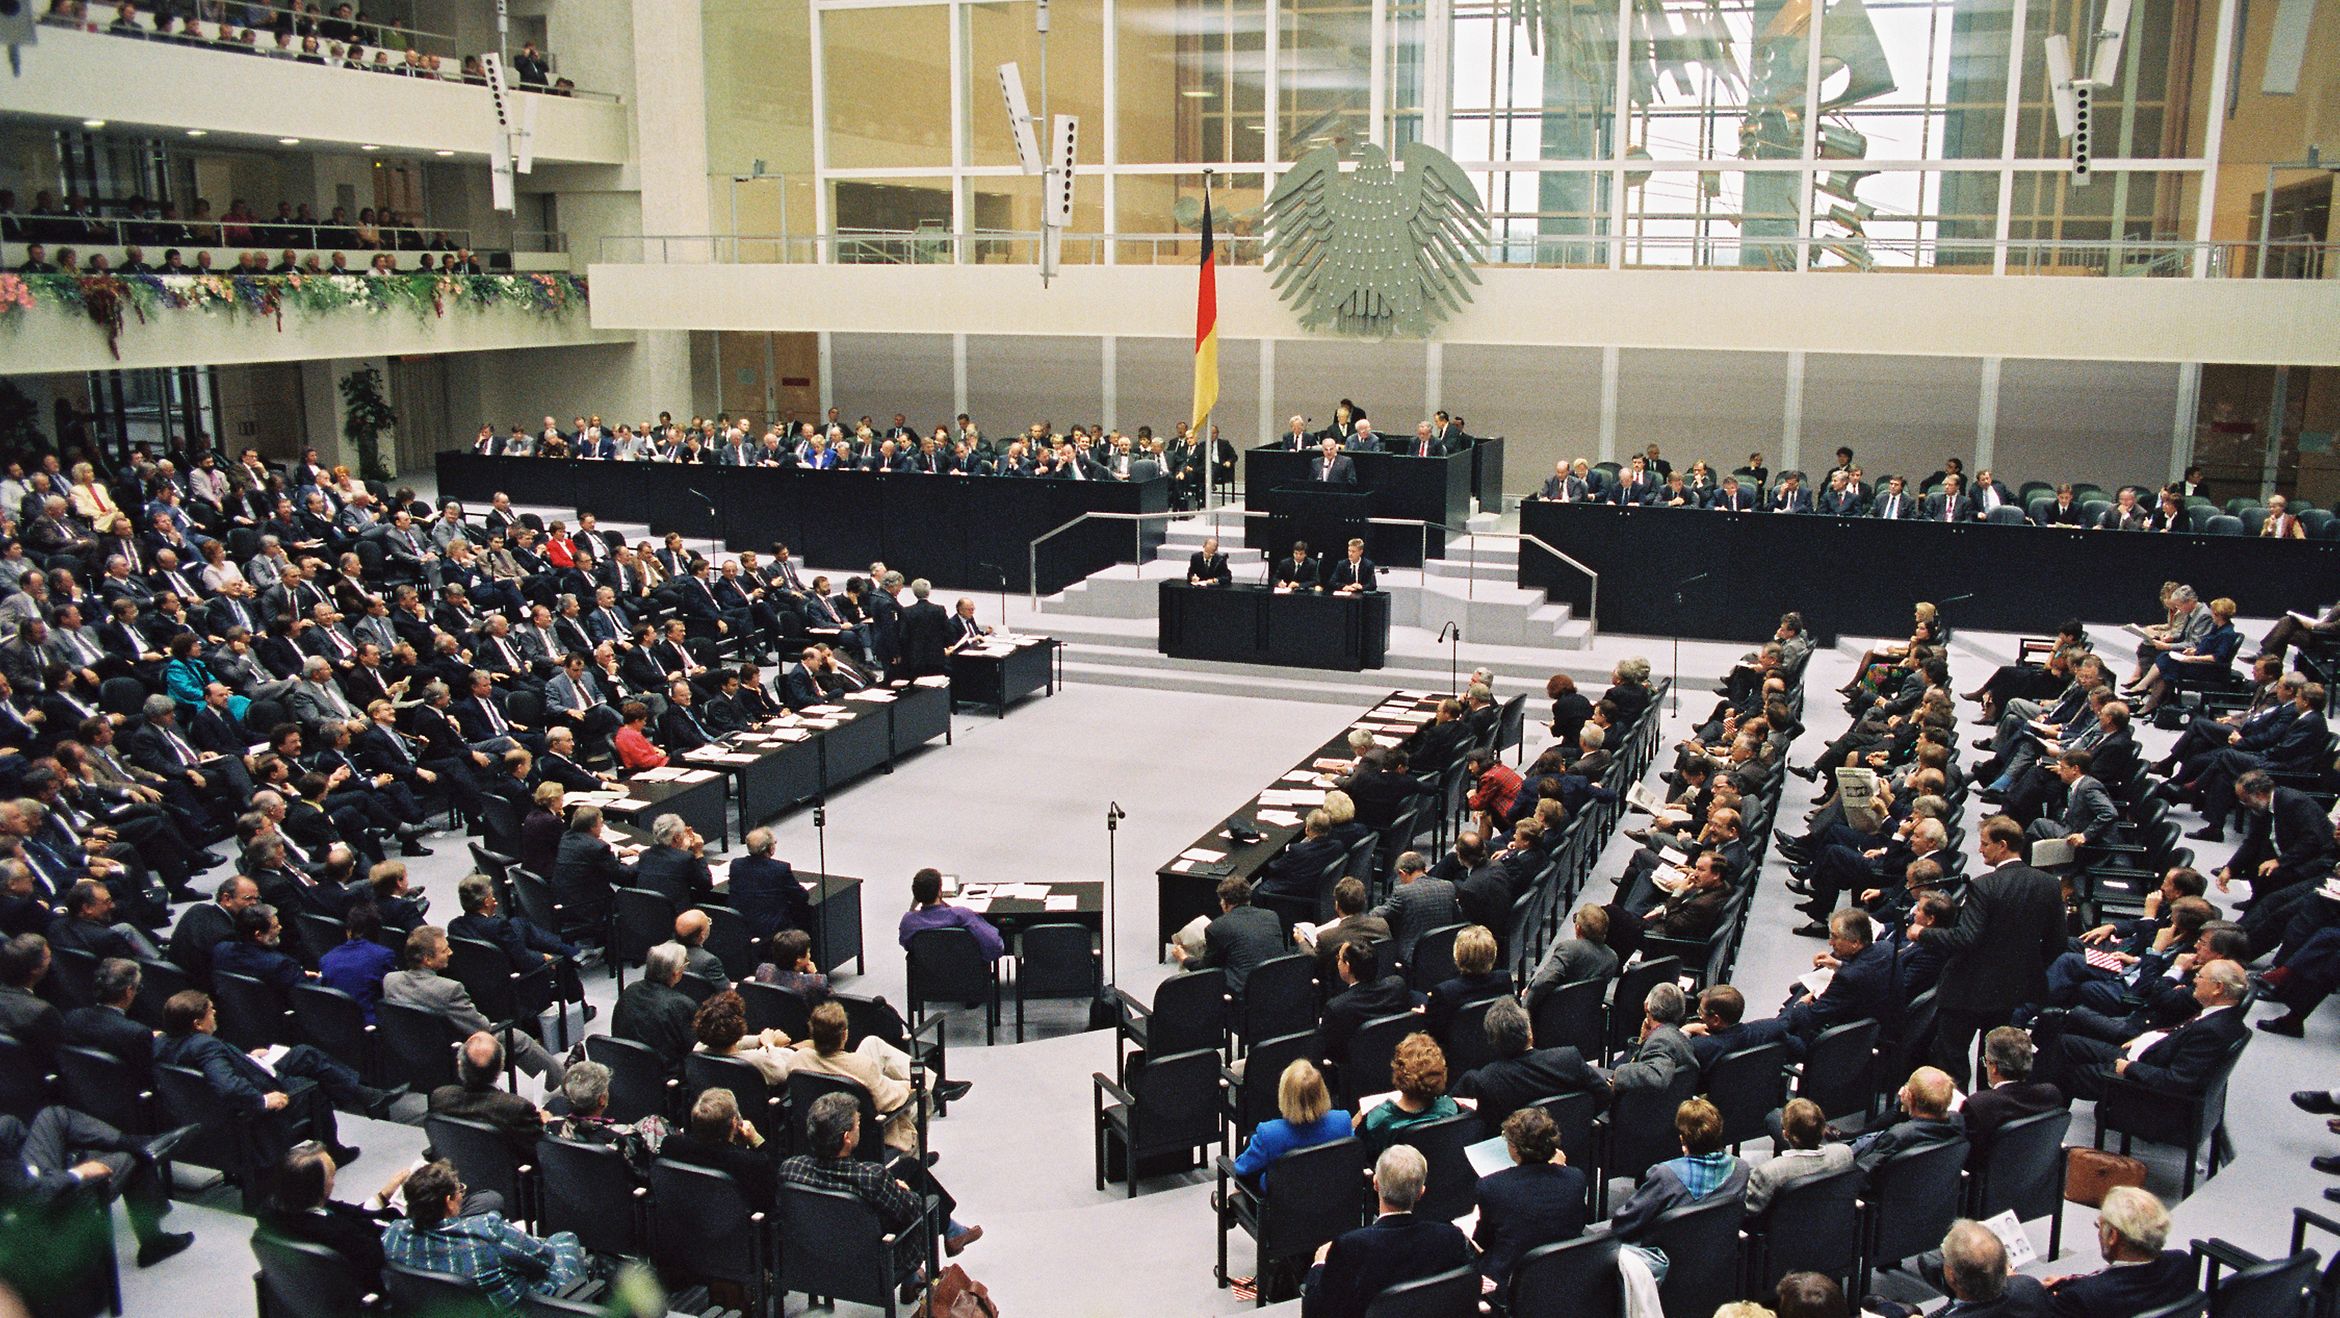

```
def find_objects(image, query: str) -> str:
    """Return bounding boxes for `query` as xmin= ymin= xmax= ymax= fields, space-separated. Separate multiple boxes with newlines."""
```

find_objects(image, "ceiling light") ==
xmin=360 ymin=144 xmax=378 ymax=152
xmin=277 ymin=136 xmax=301 ymax=145
xmin=184 ymin=129 xmax=208 ymax=138
xmin=434 ymin=149 xmax=455 ymax=157
xmin=81 ymin=118 xmax=107 ymax=129
xmin=1179 ymin=89 xmax=1214 ymax=98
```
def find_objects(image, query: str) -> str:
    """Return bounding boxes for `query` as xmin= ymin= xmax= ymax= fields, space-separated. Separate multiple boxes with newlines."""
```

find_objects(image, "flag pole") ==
xmin=1194 ymin=169 xmax=1218 ymax=517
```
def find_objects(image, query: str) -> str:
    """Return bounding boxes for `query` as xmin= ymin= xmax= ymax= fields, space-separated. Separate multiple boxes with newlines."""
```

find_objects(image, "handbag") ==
xmin=2063 ymin=1147 xmax=2147 ymax=1206
xmin=924 ymin=1263 xmax=998 ymax=1318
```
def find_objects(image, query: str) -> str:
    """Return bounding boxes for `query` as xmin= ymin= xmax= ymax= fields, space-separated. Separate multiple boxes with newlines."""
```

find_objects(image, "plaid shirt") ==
xmin=381 ymin=1212 xmax=585 ymax=1308
xmin=1466 ymin=762 xmax=1523 ymax=817
xmin=778 ymin=1153 xmax=923 ymax=1235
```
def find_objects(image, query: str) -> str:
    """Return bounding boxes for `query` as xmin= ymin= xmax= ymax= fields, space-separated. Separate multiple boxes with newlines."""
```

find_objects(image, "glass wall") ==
xmin=757 ymin=0 xmax=2237 ymax=266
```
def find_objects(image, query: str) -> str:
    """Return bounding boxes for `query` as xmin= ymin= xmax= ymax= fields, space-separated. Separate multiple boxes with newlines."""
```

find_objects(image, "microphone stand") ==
xmin=1669 ymin=572 xmax=1711 ymax=715
xmin=977 ymin=562 xmax=1010 ymax=627
xmin=813 ymin=791 xmax=833 ymax=979
xmin=1105 ymin=801 xmax=1125 ymax=988
xmin=1437 ymin=621 xmax=1461 ymax=697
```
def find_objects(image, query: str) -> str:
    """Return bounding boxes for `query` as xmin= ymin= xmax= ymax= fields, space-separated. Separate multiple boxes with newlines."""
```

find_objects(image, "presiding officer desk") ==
xmin=436 ymin=453 xmax=1170 ymax=596
xmin=1246 ymin=441 xmax=1489 ymax=568
xmin=1517 ymin=499 xmax=2340 ymax=643
xmin=1157 ymin=581 xmax=1391 ymax=671
xmin=1154 ymin=689 xmax=1444 ymax=951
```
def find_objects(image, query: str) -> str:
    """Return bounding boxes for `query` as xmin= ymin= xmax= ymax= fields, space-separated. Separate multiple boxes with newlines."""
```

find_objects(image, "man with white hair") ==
xmin=611 ymin=941 xmax=698 ymax=1075
xmin=898 ymin=578 xmax=951 ymax=679
xmin=1302 ymin=1144 xmax=1472 ymax=1317
xmin=1936 ymin=1218 xmax=2050 ymax=1315
xmin=2042 ymin=1185 xmax=2193 ymax=1315
xmin=2032 ymin=956 xmax=2251 ymax=1103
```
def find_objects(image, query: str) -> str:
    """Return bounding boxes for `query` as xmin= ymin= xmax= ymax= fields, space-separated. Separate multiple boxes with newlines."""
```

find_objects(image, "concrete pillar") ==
xmin=625 ymin=0 xmax=712 ymax=412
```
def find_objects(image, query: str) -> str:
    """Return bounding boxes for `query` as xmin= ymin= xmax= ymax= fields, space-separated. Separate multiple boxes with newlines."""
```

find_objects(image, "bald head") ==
xmin=675 ymin=909 xmax=711 ymax=946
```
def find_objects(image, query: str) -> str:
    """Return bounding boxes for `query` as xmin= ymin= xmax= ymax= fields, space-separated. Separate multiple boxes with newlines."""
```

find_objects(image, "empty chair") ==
xmin=2196 ymin=1235 xmax=2318 ymax=1318
xmin=1703 ymin=1042 xmax=1789 ymax=1152
xmin=1406 ymin=925 xmax=1466 ymax=993
xmin=1861 ymin=1137 xmax=1971 ymax=1292
xmin=740 ymin=979 xmax=812 ymax=1040
xmin=1222 ymin=1030 xmax=1318 ymax=1154
xmin=1337 ymin=1012 xmax=1418 ymax=1109
xmin=1388 ymin=1111 xmax=1483 ymax=1223
xmin=55 ymin=1046 xmax=153 ymax=1141
xmin=1795 ymin=1018 xmax=1880 ymax=1128
xmin=609 ymin=888 xmax=677 ymax=988
xmin=905 ymin=925 xmax=1000 ymax=1046
xmin=1093 ymin=1046 xmax=1221 ymax=1197
xmin=1113 ymin=967 xmax=1227 ymax=1080
xmin=1645 ymin=1193 xmax=1745 ymax=1318
xmin=533 ymin=1135 xmax=649 ymax=1261
xmin=381 ymin=1260 xmax=503 ymax=1318
xmin=251 ymin=1230 xmax=378 ymax=1318
xmin=1968 ymin=1107 xmax=2074 ymax=1259
xmin=1438 ymin=997 xmax=1504 ymax=1080
xmin=211 ymin=972 xmax=291 ymax=1051
xmin=374 ymin=998 xmax=462 ymax=1094
xmin=648 ymin=1160 xmax=774 ymax=1318
xmin=1231 ymin=953 xmax=1318 ymax=1052
xmin=1528 ymin=978 xmax=1606 ymax=1061
xmin=1013 ymin=922 xmax=1102 ymax=1042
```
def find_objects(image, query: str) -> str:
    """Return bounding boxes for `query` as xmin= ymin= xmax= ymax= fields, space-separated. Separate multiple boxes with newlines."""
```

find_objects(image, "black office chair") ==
xmin=288 ymin=982 xmax=377 ymax=1086
xmin=1604 ymin=956 xmax=1681 ymax=1062
xmin=533 ymin=1135 xmax=650 ymax=1262
xmin=1437 ymin=996 xmax=1504 ymax=1080
xmin=1860 ymin=1136 xmax=1972 ymax=1293
xmin=2094 ymin=1031 xmax=2249 ymax=1197
xmin=1231 ymin=953 xmax=1318 ymax=1053
xmin=1093 ymin=1046 xmax=1221 ymax=1197
xmin=1795 ymin=1017 xmax=1881 ymax=1129
xmin=1528 ymin=977 xmax=1606 ymax=1061
xmin=1746 ymin=1164 xmax=1862 ymax=1291
xmin=1362 ymin=1264 xmax=1478 ymax=1318
xmin=54 ymin=1046 xmax=155 ymax=1142
xmin=1646 ymin=1192 xmax=1745 ymax=1318
xmin=1405 ymin=924 xmax=1466 ymax=993
xmin=681 ymin=1051 xmax=784 ymax=1135
xmin=380 ymin=1261 xmax=501 ymax=1318
xmin=1703 ymin=1042 xmax=1790 ymax=1152
xmin=1506 ymin=1233 xmax=1621 ymax=1318
xmin=211 ymin=971 xmax=292 ymax=1050
xmin=1215 ymin=1136 xmax=1371 ymax=1308
xmin=582 ymin=1035 xmax=675 ymax=1125
xmin=446 ymin=935 xmax=564 ymax=1051
xmin=374 ymin=999 xmax=462 ymax=1094
xmin=45 ymin=947 xmax=98 ymax=1009
xmin=1336 ymin=1012 xmax=1418 ymax=1110
xmin=1594 ymin=1070 xmax=1697 ymax=1215
xmin=740 ymin=979 xmax=812 ymax=1040
xmin=773 ymin=1180 xmax=924 ymax=1318
xmin=785 ymin=1070 xmax=892 ymax=1162
xmin=905 ymin=925 xmax=1000 ymax=1046
xmin=1113 ymin=967 xmax=1227 ymax=1082
xmin=251 ymin=1230 xmax=380 ymax=1318
xmin=1389 ymin=1111 xmax=1483 ymax=1223
xmin=1221 ymin=1030 xmax=1320 ymax=1155
xmin=424 ymin=1113 xmax=535 ymax=1229
xmin=1968 ymin=1107 xmax=2074 ymax=1261
xmin=1013 ymin=922 xmax=1102 ymax=1042
xmin=608 ymin=887 xmax=677 ymax=990
xmin=0 ymin=1179 xmax=122 ymax=1318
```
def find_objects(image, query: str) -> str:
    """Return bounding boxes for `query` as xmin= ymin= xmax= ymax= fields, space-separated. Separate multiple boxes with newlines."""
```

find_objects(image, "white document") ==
xmin=995 ymin=883 xmax=1050 ymax=900
xmin=1044 ymin=894 xmax=1079 ymax=911
xmin=607 ymin=798 xmax=650 ymax=811
xmin=957 ymin=897 xmax=993 ymax=913
xmin=802 ymin=704 xmax=849 ymax=715
xmin=1370 ymin=734 xmax=1403 ymax=748
xmin=770 ymin=728 xmax=811 ymax=742
xmin=673 ymin=769 xmax=720 ymax=784
xmin=1465 ymin=1134 xmax=1513 ymax=1180
xmin=1798 ymin=967 xmax=1835 ymax=997
xmin=2028 ymin=837 xmax=2076 ymax=868
xmin=1180 ymin=847 xmax=1228 ymax=863
xmin=1256 ymin=809 xmax=1303 ymax=828
xmin=847 ymin=690 xmax=897 ymax=703
xmin=1168 ymin=859 xmax=1199 ymax=874
xmin=915 ymin=675 xmax=953 ymax=687
xmin=1981 ymin=1209 xmax=2037 ymax=1270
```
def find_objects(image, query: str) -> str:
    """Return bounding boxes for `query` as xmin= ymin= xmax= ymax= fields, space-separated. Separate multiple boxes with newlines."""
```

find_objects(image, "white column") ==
xmin=1975 ymin=357 xmax=2003 ymax=470
xmin=1256 ymin=338 xmax=1274 ymax=450
xmin=952 ymin=333 xmax=969 ymax=418
xmin=1368 ymin=0 xmax=1389 ymax=148
xmin=817 ymin=331 xmax=834 ymax=415
xmin=631 ymin=0 xmax=711 ymax=409
xmin=1101 ymin=335 xmax=1119 ymax=432
xmin=1780 ymin=351 xmax=1805 ymax=472
xmin=2192 ymin=0 xmax=2241 ymax=275
xmin=1424 ymin=341 xmax=1443 ymax=422
xmin=1598 ymin=345 xmax=1620 ymax=462
xmin=2172 ymin=362 xmax=2202 ymax=481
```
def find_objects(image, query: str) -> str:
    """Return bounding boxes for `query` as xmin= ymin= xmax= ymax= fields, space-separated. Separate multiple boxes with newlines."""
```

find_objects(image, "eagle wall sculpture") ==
xmin=1258 ymin=142 xmax=1491 ymax=339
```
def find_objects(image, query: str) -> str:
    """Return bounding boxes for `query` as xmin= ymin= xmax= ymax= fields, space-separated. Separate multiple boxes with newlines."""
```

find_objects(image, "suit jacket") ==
xmin=427 ymin=1082 xmax=545 ymax=1159
xmin=1961 ymin=1080 xmax=2067 ymax=1163
xmin=381 ymin=967 xmax=498 ymax=1039
xmin=1258 ymin=834 xmax=1346 ymax=899
xmin=1194 ymin=905 xmax=1287 ymax=996
xmin=58 ymin=1004 xmax=152 ymax=1080
xmin=1321 ymin=556 xmax=1376 ymax=593
xmin=1186 ymin=552 xmax=1233 ymax=586
xmin=1303 ymin=1212 xmax=1474 ymax=1318
xmin=1852 ymin=1114 xmax=1967 ymax=1175
xmin=1609 ymin=1025 xmax=1695 ymax=1093
xmin=1370 ymin=880 xmax=1463 ymax=961
xmin=1311 ymin=456 xmax=1359 ymax=485
xmin=1745 ymin=1142 xmax=1855 ymax=1215
xmin=1924 ymin=491 xmax=1974 ymax=523
xmin=2233 ymin=785 xmax=2339 ymax=890
xmin=612 ymin=980 xmax=699 ymax=1071
xmin=1917 ymin=861 xmax=2066 ymax=1014
xmin=1473 ymin=1162 xmax=1589 ymax=1285
xmin=1944 ymin=1276 xmax=2053 ymax=1317
xmin=632 ymin=845 xmax=715 ymax=906
xmin=1783 ymin=938 xmax=1891 ymax=1037
xmin=2044 ymin=1251 xmax=2197 ymax=1318
xmin=2122 ymin=1005 xmax=2247 ymax=1094
xmin=1450 ymin=1046 xmax=1602 ymax=1123
xmin=898 ymin=600 xmax=951 ymax=678
xmin=153 ymin=1029 xmax=280 ymax=1110
xmin=167 ymin=901 xmax=240 ymax=984
xmin=2055 ymin=775 xmax=2119 ymax=845
xmin=727 ymin=855 xmax=812 ymax=940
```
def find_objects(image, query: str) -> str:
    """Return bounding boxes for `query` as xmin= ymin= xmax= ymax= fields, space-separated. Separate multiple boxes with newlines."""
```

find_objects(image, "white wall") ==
xmin=2 ymin=295 xmax=628 ymax=374
xmin=9 ymin=27 xmax=628 ymax=164
xmin=1802 ymin=354 xmax=1988 ymax=482
xmin=830 ymin=334 xmax=956 ymax=432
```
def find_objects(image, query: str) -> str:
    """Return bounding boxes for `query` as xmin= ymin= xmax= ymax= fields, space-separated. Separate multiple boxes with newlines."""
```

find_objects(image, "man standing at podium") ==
xmin=1187 ymin=537 xmax=1233 ymax=587
xmin=1313 ymin=438 xmax=1358 ymax=485
xmin=1324 ymin=538 xmax=1377 ymax=594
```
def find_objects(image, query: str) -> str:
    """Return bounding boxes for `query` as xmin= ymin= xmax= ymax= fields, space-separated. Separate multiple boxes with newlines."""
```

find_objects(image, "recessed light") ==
xmin=359 ymin=144 xmax=378 ymax=152
xmin=184 ymin=129 xmax=208 ymax=138
xmin=81 ymin=118 xmax=107 ymax=129
xmin=434 ymin=149 xmax=455 ymax=157
xmin=1179 ymin=89 xmax=1213 ymax=98
xmin=278 ymin=137 xmax=301 ymax=145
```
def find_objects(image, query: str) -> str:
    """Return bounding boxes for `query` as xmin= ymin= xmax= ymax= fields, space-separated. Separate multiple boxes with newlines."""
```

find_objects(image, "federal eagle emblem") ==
xmin=1259 ymin=142 xmax=1489 ymax=340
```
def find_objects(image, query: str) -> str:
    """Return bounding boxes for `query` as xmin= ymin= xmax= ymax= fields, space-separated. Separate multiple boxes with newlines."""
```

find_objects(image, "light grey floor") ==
xmin=111 ymin=604 xmax=2340 ymax=1315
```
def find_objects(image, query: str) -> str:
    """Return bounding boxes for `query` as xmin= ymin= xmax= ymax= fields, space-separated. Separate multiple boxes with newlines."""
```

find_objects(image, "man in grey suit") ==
xmin=1919 ymin=815 xmax=2068 ymax=1087
xmin=382 ymin=925 xmax=565 ymax=1086
xmin=1169 ymin=877 xmax=1286 ymax=998
xmin=287 ymin=657 xmax=361 ymax=725
xmin=1605 ymin=982 xmax=1696 ymax=1093
xmin=1745 ymin=1097 xmax=1854 ymax=1214
xmin=1311 ymin=437 xmax=1359 ymax=485
xmin=1523 ymin=904 xmax=1619 ymax=1006
xmin=1370 ymin=852 xmax=1462 ymax=963
xmin=2027 ymin=749 xmax=2117 ymax=847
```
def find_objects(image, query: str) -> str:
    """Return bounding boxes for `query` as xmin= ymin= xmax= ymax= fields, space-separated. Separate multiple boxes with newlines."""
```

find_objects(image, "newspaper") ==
xmin=2028 ymin=837 xmax=2077 ymax=868
xmin=1833 ymin=766 xmax=1878 ymax=813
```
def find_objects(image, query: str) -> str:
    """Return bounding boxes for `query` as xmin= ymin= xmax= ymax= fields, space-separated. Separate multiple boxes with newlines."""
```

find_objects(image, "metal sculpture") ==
xmin=1258 ymin=141 xmax=1491 ymax=338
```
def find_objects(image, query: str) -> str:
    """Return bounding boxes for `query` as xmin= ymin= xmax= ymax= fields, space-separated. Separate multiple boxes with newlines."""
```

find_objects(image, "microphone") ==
xmin=1436 ymin=621 xmax=1460 ymax=641
xmin=1106 ymin=801 xmax=1127 ymax=822
xmin=1939 ymin=593 xmax=1977 ymax=605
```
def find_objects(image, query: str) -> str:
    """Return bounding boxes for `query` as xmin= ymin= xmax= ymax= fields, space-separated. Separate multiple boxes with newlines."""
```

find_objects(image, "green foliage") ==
xmin=339 ymin=365 xmax=398 ymax=483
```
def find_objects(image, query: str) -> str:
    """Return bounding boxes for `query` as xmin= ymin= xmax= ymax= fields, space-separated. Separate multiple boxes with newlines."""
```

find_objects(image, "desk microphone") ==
xmin=1939 ymin=592 xmax=1976 ymax=605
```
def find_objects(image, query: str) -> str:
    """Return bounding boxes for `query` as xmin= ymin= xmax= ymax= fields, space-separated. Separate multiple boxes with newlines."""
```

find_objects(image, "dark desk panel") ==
xmin=1253 ymin=484 xmax=1377 ymax=573
xmin=798 ymin=873 xmax=866 ymax=975
xmin=950 ymin=638 xmax=1061 ymax=716
xmin=1244 ymin=445 xmax=1472 ymax=564
xmin=888 ymin=684 xmax=953 ymax=758
xmin=817 ymin=705 xmax=893 ymax=787
xmin=1515 ymin=501 xmax=2340 ymax=644
xmin=1466 ymin=437 xmax=1505 ymax=513
xmin=607 ymin=773 xmax=731 ymax=850
xmin=1157 ymin=582 xmax=1391 ymax=671
xmin=435 ymin=455 xmax=1170 ymax=596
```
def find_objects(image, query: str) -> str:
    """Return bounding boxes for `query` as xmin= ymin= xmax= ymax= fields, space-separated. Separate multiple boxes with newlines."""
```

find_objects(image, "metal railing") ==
xmin=1025 ymin=505 xmax=1600 ymax=634
xmin=601 ymin=228 xmax=2340 ymax=280
xmin=2 ymin=213 xmax=490 ymax=253
xmin=38 ymin=8 xmax=619 ymax=100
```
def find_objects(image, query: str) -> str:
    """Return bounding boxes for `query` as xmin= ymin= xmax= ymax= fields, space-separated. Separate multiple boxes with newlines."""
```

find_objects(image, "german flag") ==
xmin=1190 ymin=186 xmax=1219 ymax=437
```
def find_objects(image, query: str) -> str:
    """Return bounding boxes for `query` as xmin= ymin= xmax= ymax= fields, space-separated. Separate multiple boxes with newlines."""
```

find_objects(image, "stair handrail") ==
xmin=1026 ymin=510 xmax=1599 ymax=635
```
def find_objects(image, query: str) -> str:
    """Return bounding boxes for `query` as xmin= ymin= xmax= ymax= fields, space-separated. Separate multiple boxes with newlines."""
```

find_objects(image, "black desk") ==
xmin=795 ymin=872 xmax=866 ymax=976
xmin=435 ymin=454 xmax=1170 ymax=597
xmin=939 ymin=877 xmax=1104 ymax=940
xmin=816 ymin=702 xmax=893 ymax=787
xmin=1245 ymin=445 xmax=1473 ymax=566
xmin=888 ymin=683 xmax=953 ymax=758
xmin=1515 ymin=500 xmax=2340 ymax=644
xmin=606 ymin=771 xmax=731 ymax=850
xmin=949 ymin=637 xmax=1063 ymax=717
xmin=1466 ymin=436 xmax=1504 ymax=514
xmin=1152 ymin=691 xmax=1443 ymax=951
xmin=1254 ymin=484 xmax=1377 ymax=572
xmin=1157 ymin=582 xmax=1391 ymax=671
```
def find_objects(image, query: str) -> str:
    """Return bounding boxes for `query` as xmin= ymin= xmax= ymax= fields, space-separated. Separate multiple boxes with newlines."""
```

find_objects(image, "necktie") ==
xmin=484 ymin=698 xmax=506 ymax=734
xmin=167 ymin=729 xmax=194 ymax=764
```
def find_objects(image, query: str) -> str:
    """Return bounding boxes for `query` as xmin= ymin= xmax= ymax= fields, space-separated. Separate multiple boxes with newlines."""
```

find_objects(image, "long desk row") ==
xmin=576 ymin=679 xmax=953 ymax=848
xmin=605 ymin=816 xmax=869 ymax=977
xmin=1157 ymin=582 xmax=1391 ymax=671
xmin=434 ymin=453 xmax=1171 ymax=596
xmin=1516 ymin=500 xmax=2340 ymax=644
xmin=1154 ymin=689 xmax=1446 ymax=950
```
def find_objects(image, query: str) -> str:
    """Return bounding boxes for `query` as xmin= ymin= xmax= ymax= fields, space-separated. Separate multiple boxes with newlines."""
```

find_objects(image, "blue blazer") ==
xmin=728 ymin=855 xmax=813 ymax=940
xmin=1303 ymin=1212 xmax=1474 ymax=1318
xmin=1231 ymin=1111 xmax=1353 ymax=1188
xmin=1473 ymin=1162 xmax=1588 ymax=1286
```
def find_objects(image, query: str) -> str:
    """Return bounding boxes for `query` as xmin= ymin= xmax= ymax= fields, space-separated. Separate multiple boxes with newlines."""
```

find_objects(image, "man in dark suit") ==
xmin=1471 ymin=1105 xmax=1588 ymax=1290
xmin=1766 ymin=471 xmax=1814 ymax=514
xmin=1302 ymin=1144 xmax=1473 ymax=1318
xmin=0 ymin=934 xmax=64 ymax=1065
xmin=1322 ymin=539 xmax=1376 ymax=594
xmin=1186 ymin=536 xmax=1233 ymax=587
xmin=166 ymin=874 xmax=258 ymax=987
xmin=2042 ymin=1185 xmax=2196 ymax=1318
xmin=2033 ymin=957 xmax=2250 ymax=1102
xmin=1272 ymin=543 xmax=1320 ymax=590
xmin=1310 ymin=438 xmax=1358 ymax=486
xmin=1849 ymin=1066 xmax=1968 ymax=1176
xmin=1960 ymin=1026 xmax=2067 ymax=1168
xmin=1169 ymin=877 xmax=1286 ymax=998
xmin=897 ymin=580 xmax=951 ymax=680
xmin=727 ymin=828 xmax=812 ymax=941
xmin=0 ymin=1103 xmax=192 ymax=1267
xmin=2211 ymin=773 xmax=2336 ymax=904
xmin=426 ymin=1032 xmax=546 ymax=1159
xmin=1317 ymin=939 xmax=1418 ymax=1062
xmin=1257 ymin=812 xmax=1348 ymax=902
xmin=155 ymin=987 xmax=391 ymax=1165
xmin=1450 ymin=997 xmax=1603 ymax=1122
xmin=62 ymin=955 xmax=157 ymax=1079
xmin=1938 ymin=1219 xmax=2053 ymax=1317
xmin=1708 ymin=474 xmax=1756 ymax=512
xmin=1919 ymin=815 xmax=2067 ymax=1088
xmin=1739 ymin=909 xmax=1891 ymax=1057
xmin=631 ymin=815 xmax=716 ymax=906
xmin=552 ymin=807 xmax=628 ymax=937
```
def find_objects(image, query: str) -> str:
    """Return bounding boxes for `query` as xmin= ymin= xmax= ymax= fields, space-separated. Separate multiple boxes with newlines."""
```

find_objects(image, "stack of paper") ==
xmin=994 ymin=883 xmax=1050 ymax=900
xmin=607 ymin=798 xmax=649 ymax=811
xmin=847 ymin=690 xmax=897 ymax=703
xmin=1256 ymin=809 xmax=1302 ymax=828
xmin=1180 ymin=846 xmax=1228 ymax=863
xmin=1044 ymin=894 xmax=1079 ymax=911
xmin=802 ymin=704 xmax=849 ymax=715
xmin=914 ymin=675 xmax=952 ymax=687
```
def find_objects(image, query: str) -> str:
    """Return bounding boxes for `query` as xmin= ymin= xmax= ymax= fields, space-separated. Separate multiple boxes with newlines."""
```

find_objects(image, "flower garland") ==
xmin=0 ymin=270 xmax=589 ymax=359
